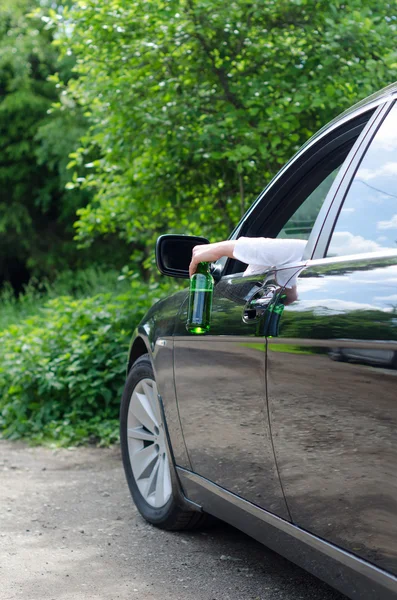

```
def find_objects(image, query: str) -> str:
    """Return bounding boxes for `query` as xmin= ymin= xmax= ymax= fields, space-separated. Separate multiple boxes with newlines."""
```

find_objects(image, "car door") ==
xmin=173 ymin=268 xmax=291 ymax=517
xmin=267 ymin=100 xmax=397 ymax=574
xmin=173 ymin=102 xmax=379 ymax=519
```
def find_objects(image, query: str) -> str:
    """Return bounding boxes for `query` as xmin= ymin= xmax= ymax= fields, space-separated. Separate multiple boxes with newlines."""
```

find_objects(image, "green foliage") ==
xmin=2 ymin=0 xmax=397 ymax=448
xmin=280 ymin=307 xmax=397 ymax=341
xmin=0 ymin=266 xmax=131 ymax=330
xmin=54 ymin=0 xmax=397 ymax=275
xmin=0 ymin=281 xmax=172 ymax=446
xmin=0 ymin=0 xmax=95 ymax=285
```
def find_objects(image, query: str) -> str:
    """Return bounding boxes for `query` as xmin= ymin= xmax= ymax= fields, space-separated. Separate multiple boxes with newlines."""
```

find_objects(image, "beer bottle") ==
xmin=186 ymin=262 xmax=214 ymax=334
xmin=268 ymin=294 xmax=286 ymax=338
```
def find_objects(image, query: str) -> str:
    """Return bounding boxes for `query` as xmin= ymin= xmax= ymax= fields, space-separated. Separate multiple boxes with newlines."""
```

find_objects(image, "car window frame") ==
xmin=312 ymin=98 xmax=397 ymax=260
xmin=216 ymin=97 xmax=394 ymax=279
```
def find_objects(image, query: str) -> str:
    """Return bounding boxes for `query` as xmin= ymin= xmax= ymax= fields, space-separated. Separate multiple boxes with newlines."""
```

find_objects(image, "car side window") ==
xmin=223 ymin=109 xmax=376 ymax=276
xmin=277 ymin=166 xmax=341 ymax=241
xmin=327 ymin=103 xmax=397 ymax=257
xmin=227 ymin=159 xmax=346 ymax=275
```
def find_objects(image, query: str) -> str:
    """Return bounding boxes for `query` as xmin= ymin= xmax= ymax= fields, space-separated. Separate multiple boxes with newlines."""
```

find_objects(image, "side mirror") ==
xmin=156 ymin=234 xmax=210 ymax=279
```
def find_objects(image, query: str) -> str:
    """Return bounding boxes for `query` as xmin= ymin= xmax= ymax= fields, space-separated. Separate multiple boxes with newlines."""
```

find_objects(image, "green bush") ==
xmin=0 ymin=267 xmax=130 ymax=331
xmin=0 ymin=284 xmax=160 ymax=446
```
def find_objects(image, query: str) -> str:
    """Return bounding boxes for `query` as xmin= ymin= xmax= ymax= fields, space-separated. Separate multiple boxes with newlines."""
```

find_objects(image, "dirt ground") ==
xmin=0 ymin=440 xmax=345 ymax=600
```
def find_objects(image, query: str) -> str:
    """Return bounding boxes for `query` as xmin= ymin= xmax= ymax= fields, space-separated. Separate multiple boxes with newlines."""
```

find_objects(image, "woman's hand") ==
xmin=189 ymin=241 xmax=236 ymax=277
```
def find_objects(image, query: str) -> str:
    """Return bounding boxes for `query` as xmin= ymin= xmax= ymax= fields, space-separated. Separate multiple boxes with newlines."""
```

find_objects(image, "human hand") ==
xmin=189 ymin=241 xmax=236 ymax=277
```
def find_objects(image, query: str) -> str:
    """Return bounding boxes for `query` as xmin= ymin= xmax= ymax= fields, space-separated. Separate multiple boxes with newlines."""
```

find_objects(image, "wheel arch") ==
xmin=120 ymin=351 xmax=204 ymax=528
xmin=127 ymin=335 xmax=150 ymax=375
xmin=126 ymin=325 xmax=192 ymax=471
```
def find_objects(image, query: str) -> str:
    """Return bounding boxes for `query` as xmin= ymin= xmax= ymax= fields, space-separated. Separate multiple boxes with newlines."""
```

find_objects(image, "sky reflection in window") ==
xmin=328 ymin=103 xmax=397 ymax=257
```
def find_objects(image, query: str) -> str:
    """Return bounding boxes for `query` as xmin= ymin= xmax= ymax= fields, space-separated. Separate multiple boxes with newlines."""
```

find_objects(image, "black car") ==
xmin=120 ymin=83 xmax=397 ymax=600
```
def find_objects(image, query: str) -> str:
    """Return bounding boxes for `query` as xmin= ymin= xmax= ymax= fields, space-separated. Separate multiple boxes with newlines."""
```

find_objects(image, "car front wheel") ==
xmin=120 ymin=353 xmax=207 ymax=530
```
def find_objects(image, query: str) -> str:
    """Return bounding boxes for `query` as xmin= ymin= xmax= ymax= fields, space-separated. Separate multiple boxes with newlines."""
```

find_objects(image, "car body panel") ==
xmin=173 ymin=272 xmax=291 ymax=518
xmin=329 ymin=342 xmax=396 ymax=367
xmin=129 ymin=289 xmax=192 ymax=468
xmin=267 ymin=254 xmax=397 ymax=574
xmin=177 ymin=467 xmax=397 ymax=600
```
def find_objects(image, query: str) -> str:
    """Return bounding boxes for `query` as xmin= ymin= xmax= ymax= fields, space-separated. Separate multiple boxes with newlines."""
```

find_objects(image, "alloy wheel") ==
xmin=127 ymin=378 xmax=172 ymax=508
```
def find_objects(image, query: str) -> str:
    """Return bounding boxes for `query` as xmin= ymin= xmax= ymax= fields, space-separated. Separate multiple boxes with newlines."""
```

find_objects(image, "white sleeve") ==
xmin=233 ymin=237 xmax=307 ymax=268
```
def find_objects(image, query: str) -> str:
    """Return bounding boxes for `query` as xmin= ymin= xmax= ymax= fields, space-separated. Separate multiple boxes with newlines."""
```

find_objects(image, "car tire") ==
xmin=120 ymin=353 xmax=207 ymax=530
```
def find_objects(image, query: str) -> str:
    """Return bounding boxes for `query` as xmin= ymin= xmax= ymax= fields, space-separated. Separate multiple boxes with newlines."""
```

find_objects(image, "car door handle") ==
xmin=243 ymin=298 xmax=273 ymax=322
xmin=242 ymin=286 xmax=277 ymax=324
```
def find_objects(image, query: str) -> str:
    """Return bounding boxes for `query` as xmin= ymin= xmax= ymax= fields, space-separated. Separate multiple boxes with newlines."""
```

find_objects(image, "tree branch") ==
xmin=184 ymin=0 xmax=245 ymax=112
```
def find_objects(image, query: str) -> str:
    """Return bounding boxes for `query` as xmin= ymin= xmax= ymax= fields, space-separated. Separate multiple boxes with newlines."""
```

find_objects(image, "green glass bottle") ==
xmin=186 ymin=262 xmax=214 ymax=334
xmin=267 ymin=294 xmax=286 ymax=338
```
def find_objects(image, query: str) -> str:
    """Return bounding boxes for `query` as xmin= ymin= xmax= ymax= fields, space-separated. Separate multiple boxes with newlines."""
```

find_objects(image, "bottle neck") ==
xmin=196 ymin=262 xmax=209 ymax=275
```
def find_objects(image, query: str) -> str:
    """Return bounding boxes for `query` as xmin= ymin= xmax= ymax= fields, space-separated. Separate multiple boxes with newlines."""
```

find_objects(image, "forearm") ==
xmin=189 ymin=237 xmax=306 ymax=277
xmin=189 ymin=240 xmax=236 ymax=276
xmin=212 ymin=240 xmax=236 ymax=259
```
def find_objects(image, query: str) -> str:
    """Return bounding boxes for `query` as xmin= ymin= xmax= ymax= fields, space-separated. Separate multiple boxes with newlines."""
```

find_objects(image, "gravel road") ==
xmin=0 ymin=440 xmax=346 ymax=600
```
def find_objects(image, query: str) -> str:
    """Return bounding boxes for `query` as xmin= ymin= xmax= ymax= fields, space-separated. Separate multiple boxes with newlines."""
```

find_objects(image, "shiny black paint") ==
xmin=173 ymin=272 xmax=291 ymax=518
xmin=129 ymin=289 xmax=192 ymax=469
xmin=178 ymin=468 xmax=397 ymax=600
xmin=268 ymin=254 xmax=397 ymax=575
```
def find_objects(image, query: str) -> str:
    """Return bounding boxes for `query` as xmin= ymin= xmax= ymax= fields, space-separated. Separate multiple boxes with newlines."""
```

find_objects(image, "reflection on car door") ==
xmin=268 ymin=101 xmax=397 ymax=573
xmin=267 ymin=254 xmax=397 ymax=574
xmin=173 ymin=271 xmax=290 ymax=518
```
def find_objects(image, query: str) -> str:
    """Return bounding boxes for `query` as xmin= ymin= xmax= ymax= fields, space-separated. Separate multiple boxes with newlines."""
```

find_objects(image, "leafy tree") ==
xmin=0 ymin=0 xmax=97 ymax=289
xmin=56 ymin=0 xmax=397 ymax=275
